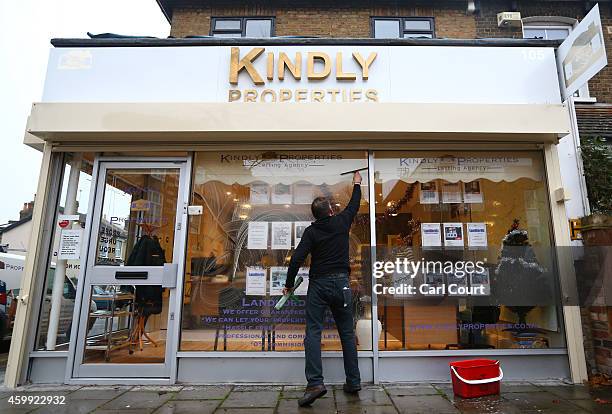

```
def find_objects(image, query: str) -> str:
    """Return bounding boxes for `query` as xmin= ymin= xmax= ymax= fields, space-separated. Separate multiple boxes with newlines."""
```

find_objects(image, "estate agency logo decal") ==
xmin=228 ymin=47 xmax=379 ymax=103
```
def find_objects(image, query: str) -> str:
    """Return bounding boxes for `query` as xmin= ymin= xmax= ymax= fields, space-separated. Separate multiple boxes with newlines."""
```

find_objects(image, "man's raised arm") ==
xmin=338 ymin=171 xmax=363 ymax=226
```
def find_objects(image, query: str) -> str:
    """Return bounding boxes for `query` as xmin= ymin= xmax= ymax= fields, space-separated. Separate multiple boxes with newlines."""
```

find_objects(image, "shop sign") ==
xmin=228 ymin=47 xmax=379 ymax=103
xmin=557 ymin=4 xmax=608 ymax=101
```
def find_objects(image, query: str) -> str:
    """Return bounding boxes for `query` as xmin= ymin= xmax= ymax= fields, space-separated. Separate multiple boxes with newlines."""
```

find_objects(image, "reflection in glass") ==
xmin=374 ymin=20 xmax=400 ymax=39
xmin=181 ymin=151 xmax=372 ymax=352
xmin=405 ymin=20 xmax=431 ymax=31
xmin=94 ymin=168 xmax=180 ymax=266
xmin=35 ymin=153 xmax=94 ymax=351
xmin=374 ymin=151 xmax=565 ymax=351
xmin=245 ymin=20 xmax=272 ymax=37
xmin=214 ymin=19 xmax=241 ymax=30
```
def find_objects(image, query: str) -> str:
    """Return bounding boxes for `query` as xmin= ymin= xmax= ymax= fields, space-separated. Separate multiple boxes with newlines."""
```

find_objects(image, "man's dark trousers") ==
xmin=304 ymin=274 xmax=360 ymax=387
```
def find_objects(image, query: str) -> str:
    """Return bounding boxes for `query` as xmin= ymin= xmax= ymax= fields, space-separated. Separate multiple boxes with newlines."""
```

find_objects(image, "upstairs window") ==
xmin=523 ymin=25 xmax=571 ymax=40
xmin=371 ymin=17 xmax=435 ymax=39
xmin=211 ymin=17 xmax=274 ymax=38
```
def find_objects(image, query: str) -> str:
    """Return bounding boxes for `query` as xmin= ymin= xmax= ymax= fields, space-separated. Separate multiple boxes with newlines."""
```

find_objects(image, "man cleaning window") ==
xmin=283 ymin=171 xmax=363 ymax=407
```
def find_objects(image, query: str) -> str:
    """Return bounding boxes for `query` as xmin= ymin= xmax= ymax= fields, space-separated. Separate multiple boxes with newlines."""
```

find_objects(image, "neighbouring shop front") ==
xmin=6 ymin=38 xmax=588 ymax=386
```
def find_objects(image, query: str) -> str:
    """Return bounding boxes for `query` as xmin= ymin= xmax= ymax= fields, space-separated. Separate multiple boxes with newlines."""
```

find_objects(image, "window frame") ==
xmin=370 ymin=16 xmax=436 ymax=39
xmin=210 ymin=16 xmax=275 ymax=38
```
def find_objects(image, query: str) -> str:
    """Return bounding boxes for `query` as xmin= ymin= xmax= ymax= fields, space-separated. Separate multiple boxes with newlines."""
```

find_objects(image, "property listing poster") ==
xmin=270 ymin=266 xmax=288 ymax=296
xmin=245 ymin=267 xmax=267 ymax=296
xmin=442 ymin=183 xmax=462 ymax=204
xmin=421 ymin=223 xmax=442 ymax=247
xmin=271 ymin=222 xmax=292 ymax=250
xmin=467 ymin=222 xmax=488 ymax=248
xmin=294 ymin=221 xmax=311 ymax=247
xmin=463 ymin=180 xmax=484 ymax=203
xmin=294 ymin=267 xmax=310 ymax=296
xmin=247 ymin=221 xmax=269 ymax=249
xmin=443 ymin=222 xmax=464 ymax=247
xmin=249 ymin=183 xmax=270 ymax=205
xmin=419 ymin=181 xmax=439 ymax=204
xmin=271 ymin=183 xmax=292 ymax=204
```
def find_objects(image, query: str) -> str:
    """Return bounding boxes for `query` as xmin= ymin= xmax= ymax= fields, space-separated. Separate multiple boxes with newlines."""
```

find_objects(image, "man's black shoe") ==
xmin=298 ymin=385 xmax=327 ymax=407
xmin=343 ymin=383 xmax=362 ymax=394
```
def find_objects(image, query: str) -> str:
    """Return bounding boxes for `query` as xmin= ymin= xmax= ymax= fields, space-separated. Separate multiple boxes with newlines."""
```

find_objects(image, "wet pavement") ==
xmin=0 ymin=381 xmax=610 ymax=413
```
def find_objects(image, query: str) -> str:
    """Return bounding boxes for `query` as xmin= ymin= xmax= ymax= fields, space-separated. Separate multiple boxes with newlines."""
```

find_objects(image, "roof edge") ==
xmin=156 ymin=0 xmax=172 ymax=24
xmin=50 ymin=37 xmax=562 ymax=48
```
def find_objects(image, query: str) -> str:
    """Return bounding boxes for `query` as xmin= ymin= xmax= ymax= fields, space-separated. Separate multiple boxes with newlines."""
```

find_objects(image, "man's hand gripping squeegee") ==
xmin=274 ymin=276 xmax=303 ymax=310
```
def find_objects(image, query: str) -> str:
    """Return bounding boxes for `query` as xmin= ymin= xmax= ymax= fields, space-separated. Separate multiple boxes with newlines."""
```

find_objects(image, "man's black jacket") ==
xmin=284 ymin=184 xmax=361 ymax=289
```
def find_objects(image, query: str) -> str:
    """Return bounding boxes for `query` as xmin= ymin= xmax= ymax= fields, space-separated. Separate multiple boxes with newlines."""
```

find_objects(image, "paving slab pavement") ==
xmin=0 ymin=382 xmax=610 ymax=413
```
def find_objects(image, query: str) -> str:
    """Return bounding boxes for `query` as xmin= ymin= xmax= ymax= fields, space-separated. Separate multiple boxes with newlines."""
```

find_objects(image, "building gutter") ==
xmin=50 ymin=37 xmax=562 ymax=48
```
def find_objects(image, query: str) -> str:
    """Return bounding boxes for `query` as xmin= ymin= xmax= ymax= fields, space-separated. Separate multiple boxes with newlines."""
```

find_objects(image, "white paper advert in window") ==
xmin=294 ymin=221 xmax=311 ymax=247
xmin=247 ymin=221 xmax=269 ymax=249
xmin=419 ymin=181 xmax=439 ymax=204
xmin=272 ymin=183 xmax=292 ymax=204
xmin=294 ymin=267 xmax=310 ymax=296
xmin=443 ymin=223 xmax=464 ymax=247
xmin=249 ymin=183 xmax=270 ymax=205
xmin=271 ymin=222 xmax=292 ymax=250
xmin=270 ymin=266 xmax=288 ymax=296
xmin=467 ymin=223 xmax=488 ymax=248
xmin=463 ymin=181 xmax=483 ymax=203
xmin=421 ymin=223 xmax=442 ymax=247
xmin=58 ymin=229 xmax=82 ymax=260
xmin=442 ymin=183 xmax=462 ymax=204
xmin=246 ymin=267 xmax=267 ymax=296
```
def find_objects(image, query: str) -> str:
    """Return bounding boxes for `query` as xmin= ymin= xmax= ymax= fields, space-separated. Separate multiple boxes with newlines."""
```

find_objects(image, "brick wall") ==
xmin=169 ymin=2 xmax=476 ymax=39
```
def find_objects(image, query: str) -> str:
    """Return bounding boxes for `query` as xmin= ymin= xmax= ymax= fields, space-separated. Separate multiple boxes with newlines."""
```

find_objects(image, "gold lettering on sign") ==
xmin=307 ymin=52 xmax=331 ymax=80
xmin=278 ymin=52 xmax=302 ymax=80
xmin=327 ymin=89 xmax=340 ymax=102
xmin=295 ymin=89 xmax=308 ymax=102
xmin=352 ymin=52 xmax=377 ymax=80
xmin=311 ymin=89 xmax=325 ymax=102
xmin=279 ymin=89 xmax=293 ymax=102
xmin=244 ymin=90 xmax=258 ymax=102
xmin=261 ymin=89 xmax=276 ymax=102
xmin=267 ymin=52 xmax=274 ymax=80
xmin=228 ymin=89 xmax=241 ymax=102
xmin=336 ymin=52 xmax=357 ymax=81
xmin=366 ymin=89 xmax=379 ymax=102
xmin=229 ymin=47 xmax=264 ymax=85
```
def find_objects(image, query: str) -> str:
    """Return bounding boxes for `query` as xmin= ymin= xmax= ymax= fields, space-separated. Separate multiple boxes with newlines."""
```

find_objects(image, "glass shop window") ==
xmin=181 ymin=151 xmax=372 ymax=352
xmin=34 ymin=153 xmax=95 ymax=351
xmin=373 ymin=151 xmax=566 ymax=351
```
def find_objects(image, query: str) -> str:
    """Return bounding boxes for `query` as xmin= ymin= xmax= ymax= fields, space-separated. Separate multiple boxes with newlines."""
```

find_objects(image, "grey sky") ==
xmin=0 ymin=0 xmax=169 ymax=223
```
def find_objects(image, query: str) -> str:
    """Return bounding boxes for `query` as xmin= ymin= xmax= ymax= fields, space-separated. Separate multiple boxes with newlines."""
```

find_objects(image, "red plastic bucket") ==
xmin=450 ymin=359 xmax=503 ymax=399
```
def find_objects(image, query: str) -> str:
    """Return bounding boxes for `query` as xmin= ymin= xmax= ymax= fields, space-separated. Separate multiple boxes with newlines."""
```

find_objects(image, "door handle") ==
xmin=162 ymin=263 xmax=178 ymax=288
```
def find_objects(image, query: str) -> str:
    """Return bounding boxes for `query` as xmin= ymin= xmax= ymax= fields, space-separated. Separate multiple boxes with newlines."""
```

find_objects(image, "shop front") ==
xmin=6 ymin=38 xmax=587 ymax=386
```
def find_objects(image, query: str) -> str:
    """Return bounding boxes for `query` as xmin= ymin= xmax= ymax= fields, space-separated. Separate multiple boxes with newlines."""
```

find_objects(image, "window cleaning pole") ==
xmin=46 ymin=154 xmax=82 ymax=350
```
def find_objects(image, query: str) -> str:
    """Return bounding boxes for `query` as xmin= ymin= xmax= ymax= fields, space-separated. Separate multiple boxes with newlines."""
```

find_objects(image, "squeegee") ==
xmin=274 ymin=276 xmax=303 ymax=310
xmin=340 ymin=167 xmax=368 ymax=176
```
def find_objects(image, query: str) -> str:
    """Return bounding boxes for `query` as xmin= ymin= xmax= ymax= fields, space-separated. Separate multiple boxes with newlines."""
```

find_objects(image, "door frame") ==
xmin=66 ymin=155 xmax=192 ymax=383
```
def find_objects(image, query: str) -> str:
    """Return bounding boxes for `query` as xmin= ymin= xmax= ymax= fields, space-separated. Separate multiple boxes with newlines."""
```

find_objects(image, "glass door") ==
xmin=72 ymin=159 xmax=189 ymax=379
